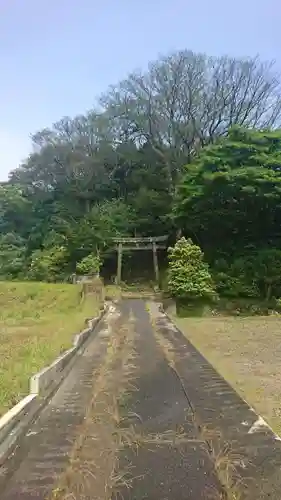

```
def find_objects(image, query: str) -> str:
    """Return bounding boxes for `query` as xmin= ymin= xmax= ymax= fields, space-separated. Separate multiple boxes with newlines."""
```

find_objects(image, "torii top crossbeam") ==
xmin=112 ymin=235 xmax=168 ymax=243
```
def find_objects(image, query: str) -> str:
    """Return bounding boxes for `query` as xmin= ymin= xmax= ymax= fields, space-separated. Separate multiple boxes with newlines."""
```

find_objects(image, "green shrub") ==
xmin=253 ymin=248 xmax=281 ymax=300
xmin=167 ymin=237 xmax=216 ymax=302
xmin=28 ymin=246 xmax=69 ymax=282
xmin=213 ymin=249 xmax=281 ymax=301
xmin=0 ymin=233 xmax=27 ymax=280
xmin=76 ymin=253 xmax=102 ymax=276
xmin=213 ymin=258 xmax=259 ymax=298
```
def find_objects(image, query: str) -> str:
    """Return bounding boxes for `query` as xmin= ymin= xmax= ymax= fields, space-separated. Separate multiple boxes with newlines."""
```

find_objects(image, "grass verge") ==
xmin=172 ymin=310 xmax=281 ymax=435
xmin=0 ymin=281 xmax=100 ymax=416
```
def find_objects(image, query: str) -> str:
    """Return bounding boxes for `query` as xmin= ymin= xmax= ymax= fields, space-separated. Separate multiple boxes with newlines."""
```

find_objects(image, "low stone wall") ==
xmin=82 ymin=276 xmax=104 ymax=301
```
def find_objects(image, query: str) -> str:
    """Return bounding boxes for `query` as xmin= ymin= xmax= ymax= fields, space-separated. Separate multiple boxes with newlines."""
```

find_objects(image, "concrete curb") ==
xmin=0 ymin=304 xmax=108 ymax=465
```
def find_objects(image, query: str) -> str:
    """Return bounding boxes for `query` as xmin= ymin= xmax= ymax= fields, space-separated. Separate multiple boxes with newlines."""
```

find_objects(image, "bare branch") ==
xmin=100 ymin=50 xmax=281 ymax=189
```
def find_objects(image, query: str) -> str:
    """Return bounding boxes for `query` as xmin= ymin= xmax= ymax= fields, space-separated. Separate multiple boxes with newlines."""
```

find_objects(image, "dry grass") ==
xmin=200 ymin=426 xmax=245 ymax=500
xmin=213 ymin=445 xmax=244 ymax=500
xmin=173 ymin=311 xmax=281 ymax=435
xmin=0 ymin=281 xmax=100 ymax=416
xmin=50 ymin=308 xmax=138 ymax=500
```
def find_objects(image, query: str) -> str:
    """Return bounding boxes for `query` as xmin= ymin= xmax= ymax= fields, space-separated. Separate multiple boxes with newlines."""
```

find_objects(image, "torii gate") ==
xmin=112 ymin=236 xmax=168 ymax=285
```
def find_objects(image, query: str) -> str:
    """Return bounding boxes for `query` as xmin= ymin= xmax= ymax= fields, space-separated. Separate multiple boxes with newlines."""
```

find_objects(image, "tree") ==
xmin=167 ymin=237 xmax=215 ymax=302
xmin=101 ymin=51 xmax=281 ymax=189
xmin=76 ymin=253 xmax=102 ymax=276
xmin=250 ymin=248 xmax=281 ymax=300
xmin=0 ymin=233 xmax=27 ymax=280
xmin=10 ymin=121 xmax=172 ymax=240
xmin=4 ymin=50 xmax=281 ymax=288
xmin=60 ymin=199 xmax=135 ymax=271
xmin=174 ymin=127 xmax=281 ymax=260
xmin=28 ymin=246 xmax=69 ymax=282
xmin=212 ymin=257 xmax=260 ymax=299
xmin=124 ymin=143 xmax=173 ymax=235
xmin=0 ymin=184 xmax=31 ymax=236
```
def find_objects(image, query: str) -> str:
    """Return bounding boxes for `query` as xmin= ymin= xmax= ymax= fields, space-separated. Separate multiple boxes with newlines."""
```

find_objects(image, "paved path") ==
xmin=1 ymin=299 xmax=281 ymax=499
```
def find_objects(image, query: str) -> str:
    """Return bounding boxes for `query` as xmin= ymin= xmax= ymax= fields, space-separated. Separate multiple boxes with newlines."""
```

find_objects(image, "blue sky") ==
xmin=0 ymin=0 xmax=279 ymax=180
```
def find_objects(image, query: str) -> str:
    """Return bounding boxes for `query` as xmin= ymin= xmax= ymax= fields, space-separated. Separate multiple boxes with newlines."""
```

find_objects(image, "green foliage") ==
xmin=28 ymin=246 xmax=69 ymax=282
xmin=3 ymin=49 xmax=281 ymax=291
xmin=175 ymin=127 xmax=281 ymax=259
xmin=76 ymin=253 xmax=102 ymax=276
xmin=63 ymin=199 xmax=135 ymax=268
xmin=167 ymin=237 xmax=216 ymax=301
xmin=213 ymin=249 xmax=281 ymax=301
xmin=0 ymin=185 xmax=31 ymax=235
xmin=213 ymin=258 xmax=259 ymax=299
xmin=0 ymin=233 xmax=27 ymax=280
xmin=250 ymin=248 xmax=281 ymax=300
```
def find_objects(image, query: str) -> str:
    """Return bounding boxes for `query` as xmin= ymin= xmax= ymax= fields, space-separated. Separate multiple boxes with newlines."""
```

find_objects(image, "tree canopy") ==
xmin=174 ymin=127 xmax=281 ymax=259
xmin=2 ymin=48 xmax=281 ymax=296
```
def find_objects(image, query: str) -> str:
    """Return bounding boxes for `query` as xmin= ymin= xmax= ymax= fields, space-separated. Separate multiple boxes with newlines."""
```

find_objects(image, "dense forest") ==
xmin=2 ymin=49 xmax=281 ymax=301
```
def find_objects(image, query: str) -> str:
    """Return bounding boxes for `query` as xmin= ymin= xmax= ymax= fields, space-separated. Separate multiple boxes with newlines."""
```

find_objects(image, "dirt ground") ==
xmin=172 ymin=312 xmax=281 ymax=434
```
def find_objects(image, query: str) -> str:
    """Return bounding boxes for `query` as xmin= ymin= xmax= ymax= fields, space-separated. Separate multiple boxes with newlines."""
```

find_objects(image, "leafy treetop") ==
xmin=174 ymin=127 xmax=281 ymax=259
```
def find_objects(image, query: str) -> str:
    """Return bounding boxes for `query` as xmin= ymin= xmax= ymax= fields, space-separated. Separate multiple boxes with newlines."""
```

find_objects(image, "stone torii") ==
xmin=112 ymin=236 xmax=168 ymax=285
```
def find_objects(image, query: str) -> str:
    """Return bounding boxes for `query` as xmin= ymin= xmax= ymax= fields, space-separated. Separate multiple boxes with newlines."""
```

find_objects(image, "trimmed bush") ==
xmin=168 ymin=237 xmax=216 ymax=314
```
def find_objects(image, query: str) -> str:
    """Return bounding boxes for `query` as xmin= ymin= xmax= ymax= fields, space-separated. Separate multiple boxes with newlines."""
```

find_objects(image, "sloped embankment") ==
xmin=0 ymin=281 xmax=100 ymax=416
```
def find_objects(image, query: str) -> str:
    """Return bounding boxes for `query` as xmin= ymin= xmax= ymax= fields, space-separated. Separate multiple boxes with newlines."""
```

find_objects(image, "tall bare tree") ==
xmin=100 ymin=50 xmax=281 ymax=187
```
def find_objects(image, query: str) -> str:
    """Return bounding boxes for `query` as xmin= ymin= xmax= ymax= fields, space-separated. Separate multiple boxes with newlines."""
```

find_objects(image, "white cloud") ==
xmin=0 ymin=130 xmax=32 ymax=181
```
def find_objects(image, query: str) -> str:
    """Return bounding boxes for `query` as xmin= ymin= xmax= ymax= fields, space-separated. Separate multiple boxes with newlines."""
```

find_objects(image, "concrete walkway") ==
xmin=1 ymin=300 xmax=281 ymax=499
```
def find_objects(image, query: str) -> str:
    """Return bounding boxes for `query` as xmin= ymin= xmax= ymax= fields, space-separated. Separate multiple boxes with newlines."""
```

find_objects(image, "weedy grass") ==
xmin=200 ymin=427 xmax=245 ymax=500
xmin=50 ymin=309 xmax=138 ymax=500
xmin=0 ymin=281 xmax=100 ymax=415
